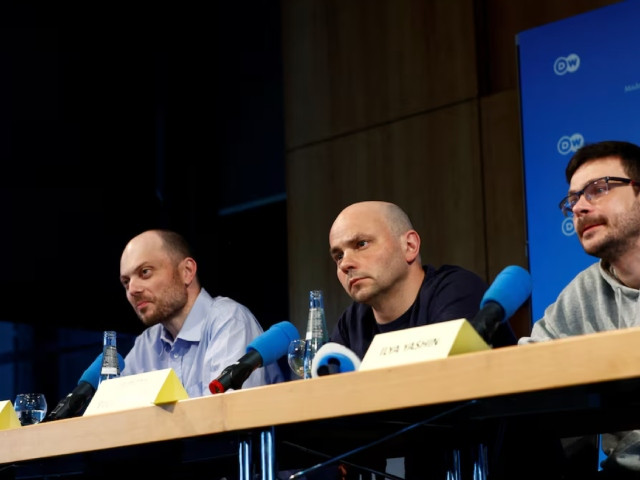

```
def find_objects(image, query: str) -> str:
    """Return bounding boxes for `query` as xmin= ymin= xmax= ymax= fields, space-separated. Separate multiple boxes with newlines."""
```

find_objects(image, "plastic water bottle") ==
xmin=99 ymin=330 xmax=120 ymax=385
xmin=303 ymin=290 xmax=329 ymax=378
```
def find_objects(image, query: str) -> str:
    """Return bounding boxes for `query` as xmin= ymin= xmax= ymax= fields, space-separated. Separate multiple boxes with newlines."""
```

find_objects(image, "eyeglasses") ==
xmin=558 ymin=176 xmax=638 ymax=217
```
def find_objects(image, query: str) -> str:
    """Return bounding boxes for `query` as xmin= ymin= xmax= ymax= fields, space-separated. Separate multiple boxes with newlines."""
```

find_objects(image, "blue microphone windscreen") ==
xmin=79 ymin=353 xmax=104 ymax=389
xmin=79 ymin=353 xmax=126 ymax=389
xmin=479 ymin=265 xmax=532 ymax=321
xmin=247 ymin=321 xmax=300 ymax=365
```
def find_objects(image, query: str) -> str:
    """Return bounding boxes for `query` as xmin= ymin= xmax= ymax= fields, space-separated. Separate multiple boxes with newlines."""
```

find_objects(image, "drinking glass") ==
xmin=287 ymin=339 xmax=307 ymax=378
xmin=288 ymin=338 xmax=324 ymax=379
xmin=14 ymin=393 xmax=47 ymax=426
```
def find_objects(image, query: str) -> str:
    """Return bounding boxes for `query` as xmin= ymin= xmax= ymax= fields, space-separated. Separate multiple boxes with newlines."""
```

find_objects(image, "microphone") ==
xmin=471 ymin=265 xmax=532 ymax=345
xmin=311 ymin=342 xmax=361 ymax=378
xmin=209 ymin=321 xmax=300 ymax=394
xmin=44 ymin=352 xmax=125 ymax=422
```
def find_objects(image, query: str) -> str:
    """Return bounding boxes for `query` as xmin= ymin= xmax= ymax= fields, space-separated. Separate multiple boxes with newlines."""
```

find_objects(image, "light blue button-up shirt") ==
xmin=122 ymin=289 xmax=284 ymax=397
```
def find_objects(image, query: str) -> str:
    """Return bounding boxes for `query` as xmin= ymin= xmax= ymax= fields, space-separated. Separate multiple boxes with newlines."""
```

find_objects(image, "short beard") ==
xmin=585 ymin=200 xmax=640 ymax=262
xmin=139 ymin=277 xmax=188 ymax=327
xmin=588 ymin=234 xmax=634 ymax=262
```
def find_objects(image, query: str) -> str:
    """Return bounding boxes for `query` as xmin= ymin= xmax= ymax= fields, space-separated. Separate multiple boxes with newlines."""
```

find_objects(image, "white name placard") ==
xmin=83 ymin=368 xmax=188 ymax=416
xmin=359 ymin=319 xmax=489 ymax=371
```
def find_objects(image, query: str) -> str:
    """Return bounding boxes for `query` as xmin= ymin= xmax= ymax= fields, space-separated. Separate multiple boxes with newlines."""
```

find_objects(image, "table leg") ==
xmin=239 ymin=436 xmax=252 ymax=480
xmin=260 ymin=427 xmax=276 ymax=480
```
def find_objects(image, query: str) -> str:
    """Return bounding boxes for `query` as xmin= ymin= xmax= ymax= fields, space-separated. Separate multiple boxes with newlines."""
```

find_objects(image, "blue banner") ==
xmin=517 ymin=0 xmax=640 ymax=322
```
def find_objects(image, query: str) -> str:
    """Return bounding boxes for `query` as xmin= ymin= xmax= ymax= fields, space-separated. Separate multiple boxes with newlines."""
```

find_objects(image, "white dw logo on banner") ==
xmin=561 ymin=217 xmax=575 ymax=237
xmin=557 ymin=133 xmax=584 ymax=155
xmin=553 ymin=53 xmax=581 ymax=75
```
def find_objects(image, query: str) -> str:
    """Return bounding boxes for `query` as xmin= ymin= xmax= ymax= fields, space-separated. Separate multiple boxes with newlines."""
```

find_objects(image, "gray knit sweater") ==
xmin=520 ymin=261 xmax=640 ymax=473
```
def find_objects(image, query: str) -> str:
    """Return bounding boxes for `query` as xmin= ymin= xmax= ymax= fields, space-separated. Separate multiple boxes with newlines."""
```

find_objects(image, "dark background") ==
xmin=0 ymin=2 xmax=289 ymax=340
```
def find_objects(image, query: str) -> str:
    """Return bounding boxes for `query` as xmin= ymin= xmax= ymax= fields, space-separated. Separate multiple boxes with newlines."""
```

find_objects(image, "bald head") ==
xmin=122 ymin=230 xmax=161 ymax=262
xmin=330 ymin=201 xmax=415 ymax=239
xmin=121 ymin=230 xmax=193 ymax=267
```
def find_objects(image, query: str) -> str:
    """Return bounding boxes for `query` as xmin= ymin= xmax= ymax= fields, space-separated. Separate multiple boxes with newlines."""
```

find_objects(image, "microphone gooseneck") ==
xmin=470 ymin=301 xmax=506 ymax=345
xmin=471 ymin=265 xmax=532 ymax=345
xmin=209 ymin=350 xmax=263 ymax=394
xmin=209 ymin=321 xmax=300 ymax=394
xmin=44 ymin=382 xmax=95 ymax=422
xmin=43 ymin=352 xmax=125 ymax=422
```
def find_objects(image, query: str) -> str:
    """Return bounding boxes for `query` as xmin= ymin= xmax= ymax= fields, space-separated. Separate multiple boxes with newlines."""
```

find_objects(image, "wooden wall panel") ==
xmin=287 ymin=101 xmax=485 ymax=333
xmin=282 ymin=0 xmax=478 ymax=149
xmin=480 ymin=88 xmax=530 ymax=337
xmin=480 ymin=89 xmax=527 ymax=279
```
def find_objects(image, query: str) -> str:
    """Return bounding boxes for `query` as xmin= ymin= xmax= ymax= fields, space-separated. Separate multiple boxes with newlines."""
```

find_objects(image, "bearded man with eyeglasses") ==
xmin=520 ymin=140 xmax=640 ymax=477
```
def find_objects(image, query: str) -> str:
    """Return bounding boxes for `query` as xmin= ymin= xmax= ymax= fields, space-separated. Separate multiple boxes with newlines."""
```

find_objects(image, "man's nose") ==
xmin=339 ymin=250 xmax=356 ymax=272
xmin=572 ymin=194 xmax=592 ymax=216
xmin=127 ymin=278 xmax=143 ymax=295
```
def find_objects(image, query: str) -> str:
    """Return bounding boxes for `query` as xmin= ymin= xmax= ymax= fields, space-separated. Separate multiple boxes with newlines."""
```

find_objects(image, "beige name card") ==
xmin=0 ymin=400 xmax=21 ymax=430
xmin=359 ymin=319 xmax=489 ymax=371
xmin=83 ymin=368 xmax=189 ymax=416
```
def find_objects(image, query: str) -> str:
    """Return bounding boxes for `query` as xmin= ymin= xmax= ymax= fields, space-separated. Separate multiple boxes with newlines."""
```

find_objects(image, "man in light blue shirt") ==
xmin=119 ymin=229 xmax=284 ymax=397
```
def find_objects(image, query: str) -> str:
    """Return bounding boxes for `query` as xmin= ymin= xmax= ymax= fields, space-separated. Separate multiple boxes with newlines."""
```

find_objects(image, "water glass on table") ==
xmin=14 ymin=393 xmax=47 ymax=426
xmin=287 ymin=339 xmax=307 ymax=378
xmin=288 ymin=338 xmax=322 ymax=379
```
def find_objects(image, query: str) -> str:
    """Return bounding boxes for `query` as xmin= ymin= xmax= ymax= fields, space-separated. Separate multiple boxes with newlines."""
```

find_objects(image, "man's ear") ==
xmin=181 ymin=257 xmax=198 ymax=285
xmin=404 ymin=230 xmax=421 ymax=263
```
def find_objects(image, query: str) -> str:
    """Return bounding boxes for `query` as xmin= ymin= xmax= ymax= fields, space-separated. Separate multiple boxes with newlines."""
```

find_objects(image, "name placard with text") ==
xmin=83 ymin=368 xmax=188 ymax=416
xmin=360 ymin=319 xmax=489 ymax=371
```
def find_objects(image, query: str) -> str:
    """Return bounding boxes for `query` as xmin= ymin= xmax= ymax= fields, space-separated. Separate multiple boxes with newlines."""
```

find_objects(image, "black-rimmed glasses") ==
xmin=558 ymin=176 xmax=638 ymax=217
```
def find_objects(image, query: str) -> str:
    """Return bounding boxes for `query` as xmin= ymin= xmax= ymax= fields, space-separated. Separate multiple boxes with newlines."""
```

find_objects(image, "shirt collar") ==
xmin=158 ymin=289 xmax=209 ymax=349
xmin=177 ymin=288 xmax=208 ymax=342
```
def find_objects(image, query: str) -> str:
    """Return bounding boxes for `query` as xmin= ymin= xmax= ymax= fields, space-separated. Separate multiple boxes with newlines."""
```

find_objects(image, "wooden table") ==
xmin=3 ymin=327 xmax=640 ymax=478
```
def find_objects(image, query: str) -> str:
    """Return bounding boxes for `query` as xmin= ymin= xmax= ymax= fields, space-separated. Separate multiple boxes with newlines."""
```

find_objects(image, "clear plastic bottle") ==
xmin=303 ymin=290 xmax=329 ymax=378
xmin=99 ymin=330 xmax=120 ymax=385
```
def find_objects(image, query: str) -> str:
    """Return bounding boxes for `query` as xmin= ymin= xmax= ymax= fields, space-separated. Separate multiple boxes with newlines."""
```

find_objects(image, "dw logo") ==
xmin=557 ymin=133 xmax=584 ymax=155
xmin=561 ymin=217 xmax=575 ymax=237
xmin=553 ymin=54 xmax=581 ymax=75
